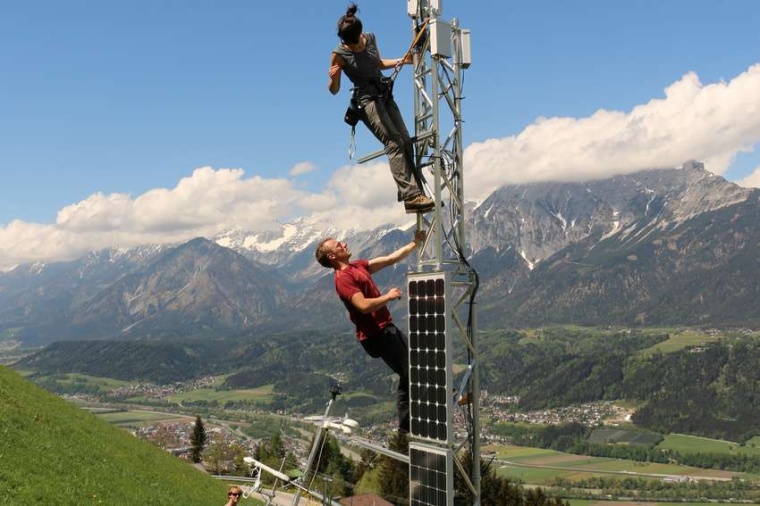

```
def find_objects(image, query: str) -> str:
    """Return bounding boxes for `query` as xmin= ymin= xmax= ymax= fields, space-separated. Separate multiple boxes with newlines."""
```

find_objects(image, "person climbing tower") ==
xmin=328 ymin=3 xmax=434 ymax=214
xmin=314 ymin=229 xmax=428 ymax=433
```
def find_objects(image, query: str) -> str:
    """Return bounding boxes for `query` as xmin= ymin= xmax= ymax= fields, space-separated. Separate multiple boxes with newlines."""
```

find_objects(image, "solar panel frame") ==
xmin=407 ymin=272 xmax=453 ymax=444
xmin=409 ymin=442 xmax=454 ymax=506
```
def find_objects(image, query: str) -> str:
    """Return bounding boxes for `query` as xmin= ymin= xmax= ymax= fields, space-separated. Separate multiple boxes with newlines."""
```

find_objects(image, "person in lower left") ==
xmin=224 ymin=485 xmax=243 ymax=506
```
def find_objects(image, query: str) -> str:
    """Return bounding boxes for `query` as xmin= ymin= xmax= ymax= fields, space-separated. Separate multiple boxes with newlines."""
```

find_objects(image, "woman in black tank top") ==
xmin=328 ymin=3 xmax=434 ymax=214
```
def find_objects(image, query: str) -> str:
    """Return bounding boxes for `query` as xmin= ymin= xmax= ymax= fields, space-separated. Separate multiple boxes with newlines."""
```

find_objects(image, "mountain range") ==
xmin=2 ymin=160 xmax=759 ymax=346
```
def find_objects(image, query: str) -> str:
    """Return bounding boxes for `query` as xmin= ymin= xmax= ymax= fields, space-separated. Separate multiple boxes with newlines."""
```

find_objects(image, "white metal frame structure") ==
xmin=289 ymin=385 xmax=345 ymax=506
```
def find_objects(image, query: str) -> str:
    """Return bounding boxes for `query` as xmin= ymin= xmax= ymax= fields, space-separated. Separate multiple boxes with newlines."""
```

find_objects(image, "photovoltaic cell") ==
xmin=407 ymin=272 xmax=452 ymax=444
xmin=409 ymin=443 xmax=454 ymax=506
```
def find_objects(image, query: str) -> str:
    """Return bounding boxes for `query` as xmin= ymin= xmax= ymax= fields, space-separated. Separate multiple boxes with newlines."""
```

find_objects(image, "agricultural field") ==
xmin=657 ymin=433 xmax=760 ymax=456
xmin=165 ymin=384 xmax=274 ymax=403
xmin=638 ymin=329 xmax=727 ymax=355
xmin=588 ymin=428 xmax=661 ymax=446
xmin=351 ymin=398 xmax=394 ymax=416
xmin=488 ymin=444 xmax=748 ymax=485
xmin=45 ymin=372 xmax=132 ymax=390
xmin=569 ymin=501 xmax=745 ymax=506
xmin=96 ymin=409 xmax=194 ymax=427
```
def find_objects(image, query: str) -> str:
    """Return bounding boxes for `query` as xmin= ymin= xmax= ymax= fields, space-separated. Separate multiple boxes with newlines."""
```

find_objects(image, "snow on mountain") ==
xmin=214 ymin=219 xmax=336 ymax=264
xmin=213 ymin=216 xmax=413 ymax=267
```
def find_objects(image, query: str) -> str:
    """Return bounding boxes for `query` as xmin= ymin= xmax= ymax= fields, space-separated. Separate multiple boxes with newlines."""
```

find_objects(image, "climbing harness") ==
xmin=343 ymin=19 xmax=429 ymax=160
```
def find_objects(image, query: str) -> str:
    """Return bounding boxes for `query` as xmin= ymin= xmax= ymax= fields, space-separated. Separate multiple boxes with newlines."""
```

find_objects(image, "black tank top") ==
xmin=332 ymin=33 xmax=385 ymax=99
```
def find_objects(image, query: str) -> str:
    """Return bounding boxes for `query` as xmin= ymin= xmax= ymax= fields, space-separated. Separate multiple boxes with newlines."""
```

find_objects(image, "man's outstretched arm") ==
xmin=368 ymin=229 xmax=426 ymax=274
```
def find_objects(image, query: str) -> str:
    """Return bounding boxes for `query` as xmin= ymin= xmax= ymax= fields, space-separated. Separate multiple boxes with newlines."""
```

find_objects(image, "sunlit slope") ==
xmin=0 ymin=366 xmax=229 ymax=505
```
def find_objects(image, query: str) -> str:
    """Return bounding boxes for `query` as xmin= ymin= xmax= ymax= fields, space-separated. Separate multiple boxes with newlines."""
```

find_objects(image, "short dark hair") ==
xmin=315 ymin=238 xmax=335 ymax=268
xmin=337 ymin=3 xmax=362 ymax=44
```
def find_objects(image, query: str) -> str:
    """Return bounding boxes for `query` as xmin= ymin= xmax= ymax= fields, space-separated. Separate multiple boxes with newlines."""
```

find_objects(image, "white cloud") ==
xmin=464 ymin=64 xmax=760 ymax=201
xmin=0 ymin=163 xmax=409 ymax=270
xmin=3 ymin=64 xmax=760 ymax=270
xmin=306 ymin=160 xmax=406 ymax=230
xmin=738 ymin=165 xmax=760 ymax=189
xmin=52 ymin=167 xmax=301 ymax=236
xmin=289 ymin=161 xmax=317 ymax=176
xmin=0 ymin=167 xmax=310 ymax=270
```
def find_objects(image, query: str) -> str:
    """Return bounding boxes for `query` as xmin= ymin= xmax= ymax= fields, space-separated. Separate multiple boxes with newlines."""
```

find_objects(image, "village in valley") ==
xmin=66 ymin=378 xmax=631 ymax=471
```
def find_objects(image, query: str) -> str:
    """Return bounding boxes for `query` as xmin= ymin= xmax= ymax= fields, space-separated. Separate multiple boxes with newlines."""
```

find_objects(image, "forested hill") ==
xmin=16 ymin=327 xmax=760 ymax=441
xmin=628 ymin=341 xmax=760 ymax=441
xmin=481 ymin=327 xmax=760 ymax=442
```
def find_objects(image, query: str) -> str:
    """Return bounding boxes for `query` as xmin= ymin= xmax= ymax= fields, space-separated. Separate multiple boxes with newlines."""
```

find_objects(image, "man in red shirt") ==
xmin=315 ymin=229 xmax=426 ymax=433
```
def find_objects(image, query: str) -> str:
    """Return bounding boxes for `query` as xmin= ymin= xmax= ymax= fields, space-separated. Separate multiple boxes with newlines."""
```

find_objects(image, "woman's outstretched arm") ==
xmin=328 ymin=52 xmax=342 ymax=95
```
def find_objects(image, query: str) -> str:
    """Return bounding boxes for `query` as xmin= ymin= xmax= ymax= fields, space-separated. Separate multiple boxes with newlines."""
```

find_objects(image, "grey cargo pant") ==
xmin=360 ymin=96 xmax=423 ymax=202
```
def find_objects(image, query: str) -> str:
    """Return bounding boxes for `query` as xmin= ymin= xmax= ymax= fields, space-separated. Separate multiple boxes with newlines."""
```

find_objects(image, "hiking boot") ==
xmin=404 ymin=195 xmax=435 ymax=213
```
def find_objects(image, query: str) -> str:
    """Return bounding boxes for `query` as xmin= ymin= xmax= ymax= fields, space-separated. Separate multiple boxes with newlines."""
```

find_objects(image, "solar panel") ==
xmin=407 ymin=272 xmax=453 ymax=444
xmin=409 ymin=442 xmax=454 ymax=506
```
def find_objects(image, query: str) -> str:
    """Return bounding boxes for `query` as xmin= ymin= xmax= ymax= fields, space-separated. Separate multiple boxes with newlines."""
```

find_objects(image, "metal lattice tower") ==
xmin=355 ymin=2 xmax=478 ymax=503
xmin=406 ymin=1 xmax=479 ymax=504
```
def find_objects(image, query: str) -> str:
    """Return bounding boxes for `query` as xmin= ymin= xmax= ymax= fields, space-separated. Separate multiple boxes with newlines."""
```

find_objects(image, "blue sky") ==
xmin=2 ymin=0 xmax=760 ymax=269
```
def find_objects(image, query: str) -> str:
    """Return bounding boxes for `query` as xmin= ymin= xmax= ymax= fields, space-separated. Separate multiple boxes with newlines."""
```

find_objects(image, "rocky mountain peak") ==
xmin=468 ymin=162 xmax=753 ymax=266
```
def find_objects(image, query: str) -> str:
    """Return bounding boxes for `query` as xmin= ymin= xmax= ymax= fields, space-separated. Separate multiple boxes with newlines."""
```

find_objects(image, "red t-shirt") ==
xmin=334 ymin=259 xmax=393 ymax=341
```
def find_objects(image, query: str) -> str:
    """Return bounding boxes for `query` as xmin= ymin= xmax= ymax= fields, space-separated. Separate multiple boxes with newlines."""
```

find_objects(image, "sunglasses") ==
xmin=229 ymin=492 xmax=241 ymax=497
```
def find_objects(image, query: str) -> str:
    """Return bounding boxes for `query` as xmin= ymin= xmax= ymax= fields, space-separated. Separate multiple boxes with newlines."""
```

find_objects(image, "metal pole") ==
xmin=452 ymin=20 xmax=480 ymax=505
xmin=291 ymin=386 xmax=341 ymax=506
xmin=469 ymin=276 xmax=481 ymax=506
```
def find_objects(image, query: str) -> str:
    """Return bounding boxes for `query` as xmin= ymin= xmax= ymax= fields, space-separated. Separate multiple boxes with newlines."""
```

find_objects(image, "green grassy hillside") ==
xmin=0 ymin=366 xmax=230 ymax=505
